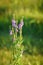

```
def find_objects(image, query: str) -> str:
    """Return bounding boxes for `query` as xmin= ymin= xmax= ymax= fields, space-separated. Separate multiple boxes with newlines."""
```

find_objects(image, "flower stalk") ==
xmin=9 ymin=18 xmax=24 ymax=65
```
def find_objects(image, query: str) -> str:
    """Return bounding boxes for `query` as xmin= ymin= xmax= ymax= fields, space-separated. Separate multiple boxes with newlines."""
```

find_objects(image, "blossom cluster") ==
xmin=10 ymin=19 xmax=24 ymax=36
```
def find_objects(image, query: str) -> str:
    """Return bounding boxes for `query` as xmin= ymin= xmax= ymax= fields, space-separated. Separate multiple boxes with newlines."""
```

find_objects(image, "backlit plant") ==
xmin=9 ymin=17 xmax=24 ymax=65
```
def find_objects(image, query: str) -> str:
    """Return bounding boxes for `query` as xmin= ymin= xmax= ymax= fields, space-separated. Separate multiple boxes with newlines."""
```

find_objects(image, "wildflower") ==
xmin=12 ymin=19 xmax=18 ymax=28
xmin=18 ymin=24 xmax=22 ymax=29
xmin=10 ymin=30 xmax=12 ymax=35
xmin=18 ymin=19 xmax=24 ymax=29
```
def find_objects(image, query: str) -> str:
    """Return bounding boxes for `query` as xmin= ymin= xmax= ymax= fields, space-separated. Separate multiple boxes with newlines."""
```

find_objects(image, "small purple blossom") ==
xmin=18 ymin=24 xmax=22 ymax=29
xmin=10 ymin=30 xmax=12 ymax=35
xmin=12 ymin=19 xmax=18 ymax=28
xmin=12 ymin=19 xmax=16 ymax=24
xmin=18 ymin=19 xmax=24 ymax=29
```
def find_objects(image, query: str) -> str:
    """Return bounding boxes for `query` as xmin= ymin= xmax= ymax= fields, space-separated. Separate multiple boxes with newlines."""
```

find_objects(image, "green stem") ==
xmin=20 ymin=28 xmax=22 ymax=41
xmin=15 ymin=28 xmax=17 ymax=39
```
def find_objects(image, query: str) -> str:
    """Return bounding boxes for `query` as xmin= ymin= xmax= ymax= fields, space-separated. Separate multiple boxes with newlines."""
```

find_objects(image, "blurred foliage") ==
xmin=0 ymin=0 xmax=43 ymax=65
xmin=0 ymin=0 xmax=43 ymax=11
xmin=0 ymin=0 xmax=43 ymax=17
xmin=0 ymin=49 xmax=43 ymax=65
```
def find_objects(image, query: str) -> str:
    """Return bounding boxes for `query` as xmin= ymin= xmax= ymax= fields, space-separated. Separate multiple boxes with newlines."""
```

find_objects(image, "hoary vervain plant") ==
xmin=9 ymin=17 xmax=24 ymax=65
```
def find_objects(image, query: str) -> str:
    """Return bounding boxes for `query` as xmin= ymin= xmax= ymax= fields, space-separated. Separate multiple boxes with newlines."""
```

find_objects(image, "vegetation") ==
xmin=0 ymin=0 xmax=43 ymax=65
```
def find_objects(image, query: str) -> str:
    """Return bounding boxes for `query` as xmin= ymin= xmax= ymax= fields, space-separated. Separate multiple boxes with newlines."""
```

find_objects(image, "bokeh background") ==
xmin=0 ymin=0 xmax=43 ymax=65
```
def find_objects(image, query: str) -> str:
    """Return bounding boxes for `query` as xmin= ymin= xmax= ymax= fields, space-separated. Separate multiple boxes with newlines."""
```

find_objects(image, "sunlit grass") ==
xmin=0 ymin=48 xmax=12 ymax=65
xmin=22 ymin=54 xmax=43 ymax=65
xmin=0 ymin=48 xmax=43 ymax=65
xmin=13 ymin=9 xmax=43 ymax=21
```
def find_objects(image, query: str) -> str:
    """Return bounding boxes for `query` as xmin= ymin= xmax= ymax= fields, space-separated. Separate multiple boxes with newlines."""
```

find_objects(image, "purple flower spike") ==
xmin=12 ymin=19 xmax=16 ymax=24
xmin=10 ymin=30 xmax=12 ymax=35
xmin=18 ymin=24 xmax=22 ymax=29
xmin=12 ymin=19 xmax=18 ymax=28
xmin=18 ymin=19 xmax=24 ymax=29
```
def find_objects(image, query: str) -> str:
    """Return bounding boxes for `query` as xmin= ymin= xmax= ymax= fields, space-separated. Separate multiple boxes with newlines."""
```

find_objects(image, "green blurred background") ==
xmin=0 ymin=0 xmax=43 ymax=65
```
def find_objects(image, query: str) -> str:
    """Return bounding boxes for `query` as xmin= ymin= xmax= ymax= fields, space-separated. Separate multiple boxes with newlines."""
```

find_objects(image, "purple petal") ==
xmin=10 ymin=30 xmax=12 ymax=35
xmin=18 ymin=19 xmax=24 ymax=29
xmin=18 ymin=24 xmax=22 ymax=29
xmin=12 ymin=19 xmax=18 ymax=28
xmin=12 ymin=19 xmax=16 ymax=24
